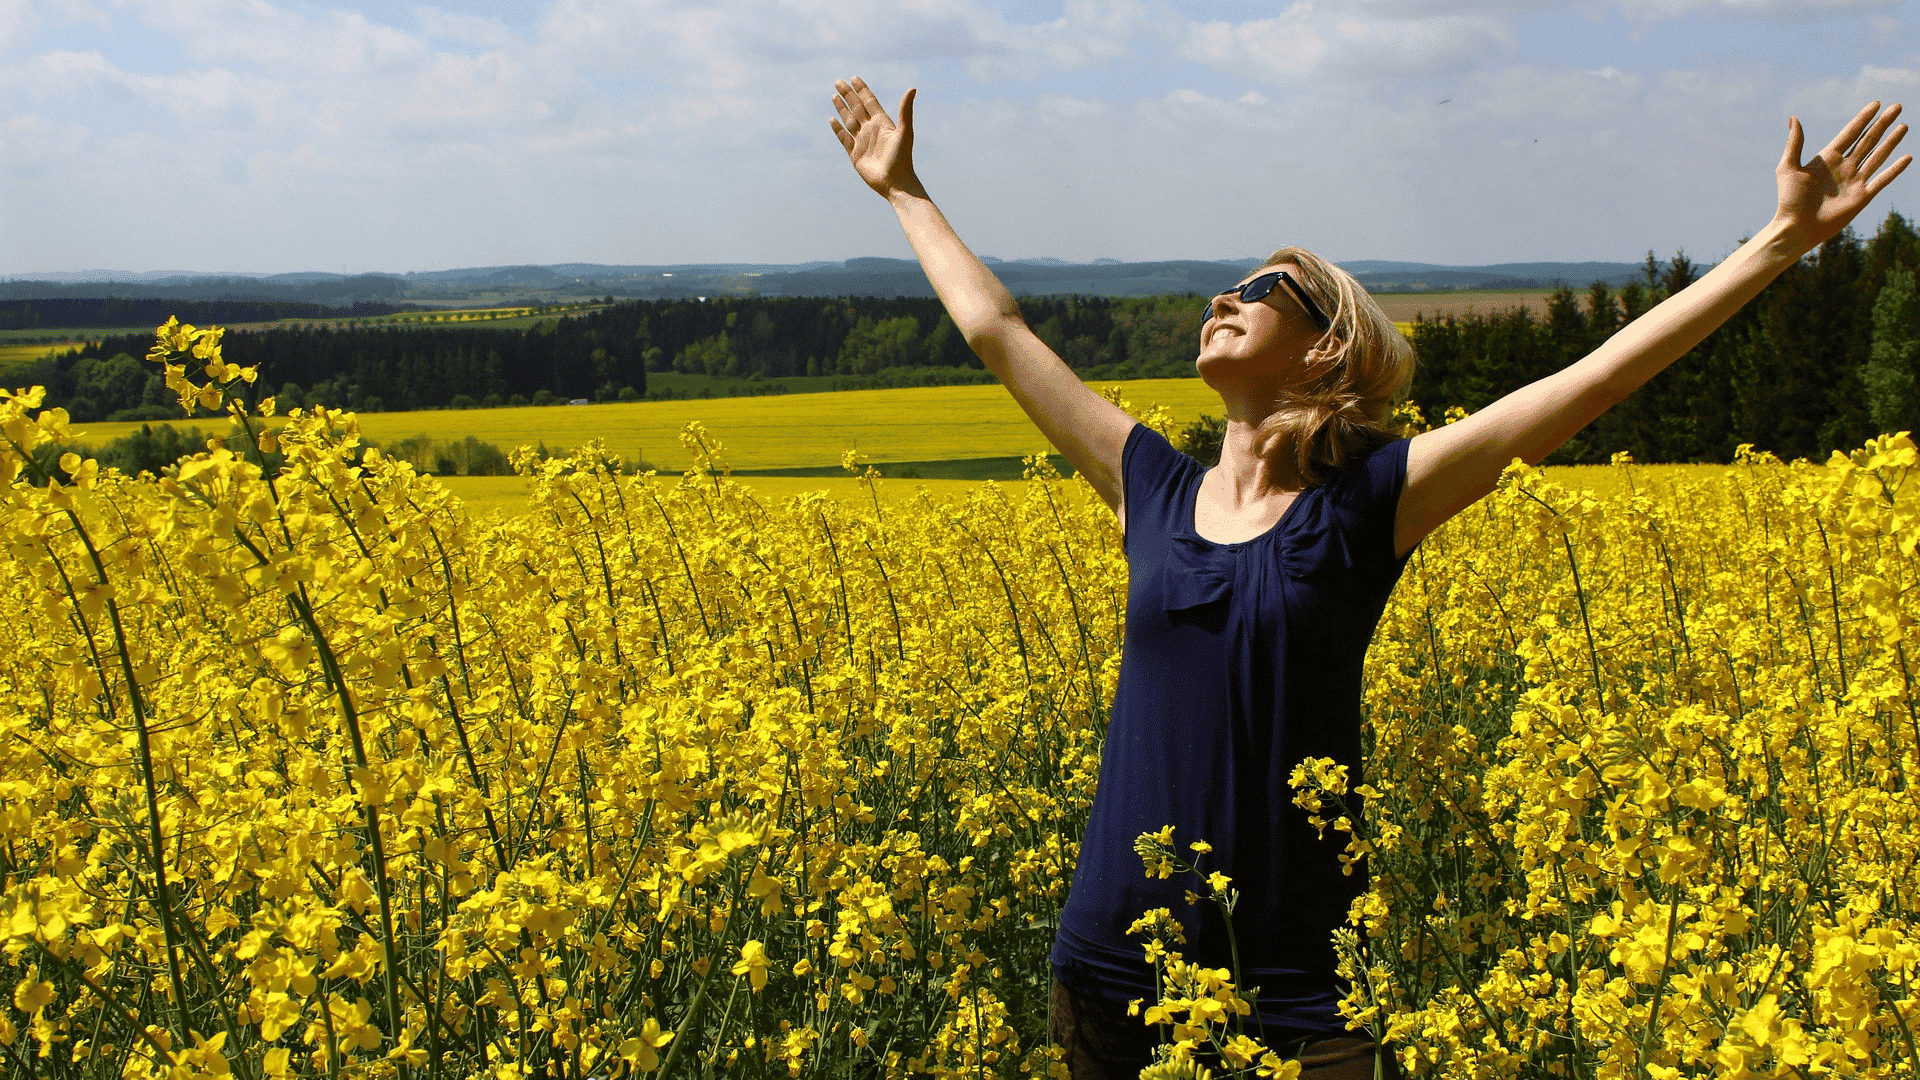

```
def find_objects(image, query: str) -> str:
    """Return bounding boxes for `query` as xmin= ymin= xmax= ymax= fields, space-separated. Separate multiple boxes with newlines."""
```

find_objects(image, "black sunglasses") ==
xmin=1204 ymin=270 xmax=1331 ymax=331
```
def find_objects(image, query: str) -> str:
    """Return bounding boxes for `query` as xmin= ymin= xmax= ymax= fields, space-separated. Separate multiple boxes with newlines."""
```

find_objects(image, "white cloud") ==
xmin=8 ymin=47 xmax=115 ymax=94
xmin=115 ymin=0 xmax=434 ymax=75
xmin=43 ymin=0 xmax=110 ymax=27
xmin=542 ymin=0 xmax=1000 ymax=85
xmin=1613 ymin=0 xmax=1895 ymax=18
xmin=0 ymin=0 xmax=36 ymax=49
xmin=990 ymin=0 xmax=1147 ymax=71
xmin=1856 ymin=62 xmax=1919 ymax=87
xmin=414 ymin=5 xmax=519 ymax=47
xmin=0 ymin=110 xmax=88 ymax=168
xmin=1179 ymin=3 xmax=1515 ymax=84
xmin=540 ymin=0 xmax=1149 ymax=93
xmin=1 ymin=0 xmax=1913 ymax=273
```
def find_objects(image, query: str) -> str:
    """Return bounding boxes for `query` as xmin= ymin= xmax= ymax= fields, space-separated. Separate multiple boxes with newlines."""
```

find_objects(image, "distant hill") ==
xmin=389 ymin=257 xmax=1653 ymax=298
xmin=0 ymin=273 xmax=408 ymax=305
xmin=4 ymin=257 xmax=1656 ymax=308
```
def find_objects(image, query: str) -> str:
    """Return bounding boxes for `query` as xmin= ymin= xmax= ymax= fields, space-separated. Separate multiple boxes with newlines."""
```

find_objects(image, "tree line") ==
xmin=24 ymin=292 xmax=1206 ymax=421
xmin=15 ymin=211 xmax=1920 ymax=462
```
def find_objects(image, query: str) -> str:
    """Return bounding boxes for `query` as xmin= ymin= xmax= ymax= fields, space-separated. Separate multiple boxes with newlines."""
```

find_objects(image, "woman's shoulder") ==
xmin=1119 ymin=424 xmax=1204 ymax=537
xmin=1320 ymin=434 xmax=1411 ymax=504
xmin=1283 ymin=436 xmax=1410 ymax=572
xmin=1122 ymin=423 xmax=1204 ymax=481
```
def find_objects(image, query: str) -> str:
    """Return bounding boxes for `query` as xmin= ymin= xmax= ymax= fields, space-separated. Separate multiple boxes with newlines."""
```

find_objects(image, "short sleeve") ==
xmin=1120 ymin=424 xmax=1201 ymax=551
xmin=1325 ymin=437 xmax=1412 ymax=567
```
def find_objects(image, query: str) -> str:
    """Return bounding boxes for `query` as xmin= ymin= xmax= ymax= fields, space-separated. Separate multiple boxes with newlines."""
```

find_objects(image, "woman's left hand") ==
xmin=1399 ymin=100 xmax=1909 ymax=556
xmin=1774 ymin=101 xmax=1910 ymax=251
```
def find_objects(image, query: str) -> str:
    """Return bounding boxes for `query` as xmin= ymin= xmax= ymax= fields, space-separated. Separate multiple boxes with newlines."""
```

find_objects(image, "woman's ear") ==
xmin=1306 ymin=336 xmax=1346 ymax=367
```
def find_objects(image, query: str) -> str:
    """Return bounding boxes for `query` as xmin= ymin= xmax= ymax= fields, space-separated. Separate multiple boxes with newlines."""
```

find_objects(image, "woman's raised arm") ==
xmin=1395 ymin=101 xmax=1911 ymax=558
xmin=831 ymin=77 xmax=1137 ymax=519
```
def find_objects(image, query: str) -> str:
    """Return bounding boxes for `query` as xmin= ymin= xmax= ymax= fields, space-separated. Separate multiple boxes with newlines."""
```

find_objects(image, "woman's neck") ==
xmin=1207 ymin=378 xmax=1294 ymax=501
xmin=1211 ymin=417 xmax=1294 ymax=505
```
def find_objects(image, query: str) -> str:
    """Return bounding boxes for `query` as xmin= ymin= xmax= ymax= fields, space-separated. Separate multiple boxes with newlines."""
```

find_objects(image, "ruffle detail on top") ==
xmin=1274 ymin=488 xmax=1361 ymax=581
xmin=1160 ymin=488 xmax=1363 ymax=613
xmin=1162 ymin=533 xmax=1236 ymax=612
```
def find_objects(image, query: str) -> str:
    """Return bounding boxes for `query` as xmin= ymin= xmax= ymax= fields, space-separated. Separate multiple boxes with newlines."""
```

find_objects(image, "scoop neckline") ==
xmin=1183 ymin=468 xmax=1311 ymax=549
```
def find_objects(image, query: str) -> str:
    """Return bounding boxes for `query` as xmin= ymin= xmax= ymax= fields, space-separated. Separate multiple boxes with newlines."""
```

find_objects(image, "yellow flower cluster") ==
xmin=1122 ymin=837 xmax=1304 ymax=1080
xmin=0 ymin=324 xmax=1126 ymax=1078
xmin=1299 ymin=436 xmax=1920 ymax=1078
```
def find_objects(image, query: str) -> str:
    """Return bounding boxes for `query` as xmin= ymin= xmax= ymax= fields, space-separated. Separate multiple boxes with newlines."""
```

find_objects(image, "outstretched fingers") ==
xmin=1866 ymin=145 xmax=1912 ymax=200
xmin=849 ymin=76 xmax=889 ymax=123
xmin=830 ymin=79 xmax=870 ymax=155
xmin=829 ymin=76 xmax=923 ymax=197
xmin=1823 ymin=100 xmax=1882 ymax=160
xmin=1844 ymin=103 xmax=1902 ymax=170
xmin=1857 ymin=117 xmax=1907 ymax=178
xmin=1776 ymin=101 xmax=1910 ymax=245
xmin=831 ymin=82 xmax=860 ymax=129
xmin=1781 ymin=102 xmax=1911 ymax=190
xmin=834 ymin=78 xmax=873 ymax=124
xmin=1838 ymin=102 xmax=1910 ymax=199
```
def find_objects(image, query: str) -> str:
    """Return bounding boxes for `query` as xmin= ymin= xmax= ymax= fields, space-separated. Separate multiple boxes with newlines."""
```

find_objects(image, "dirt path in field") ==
xmin=1370 ymin=290 xmax=1558 ymax=322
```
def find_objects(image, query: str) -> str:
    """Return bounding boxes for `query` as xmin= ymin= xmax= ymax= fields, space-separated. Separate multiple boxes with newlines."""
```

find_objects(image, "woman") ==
xmin=829 ymin=77 xmax=1908 ymax=1079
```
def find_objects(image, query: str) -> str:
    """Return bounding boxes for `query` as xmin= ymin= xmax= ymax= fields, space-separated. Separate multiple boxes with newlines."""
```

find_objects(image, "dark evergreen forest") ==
xmin=19 ymin=212 xmax=1920 ymax=464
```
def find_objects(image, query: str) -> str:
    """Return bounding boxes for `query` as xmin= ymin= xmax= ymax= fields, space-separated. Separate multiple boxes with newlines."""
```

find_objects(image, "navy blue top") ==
xmin=1051 ymin=423 xmax=1414 ymax=1040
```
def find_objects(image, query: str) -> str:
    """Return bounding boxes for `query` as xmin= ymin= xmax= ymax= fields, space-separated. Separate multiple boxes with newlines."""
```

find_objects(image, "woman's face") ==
xmin=1194 ymin=263 xmax=1327 ymax=388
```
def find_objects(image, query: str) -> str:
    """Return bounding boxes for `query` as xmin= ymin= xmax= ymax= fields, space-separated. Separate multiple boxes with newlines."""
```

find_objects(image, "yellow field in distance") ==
xmin=441 ymin=458 xmax=1728 ymax=522
xmin=74 ymin=378 xmax=1229 ymax=472
xmin=439 ymin=474 xmax=1039 ymax=520
xmin=67 ymin=371 xmax=1738 ymax=521
xmin=0 ymin=342 xmax=81 ymax=375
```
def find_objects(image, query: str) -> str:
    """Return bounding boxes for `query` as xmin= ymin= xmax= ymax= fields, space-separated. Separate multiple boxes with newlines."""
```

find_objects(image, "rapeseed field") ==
xmin=436 ymin=477 xmax=1086 ymax=520
xmin=3 ymin=323 xmax=1917 ymax=1079
xmin=0 ymin=343 xmax=77 ymax=377
xmin=75 ymin=380 xmax=1227 ymax=474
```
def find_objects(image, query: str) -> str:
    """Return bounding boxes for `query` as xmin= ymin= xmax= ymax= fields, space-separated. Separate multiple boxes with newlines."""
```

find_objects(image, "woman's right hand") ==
xmin=827 ymin=75 xmax=1136 ymax=519
xmin=832 ymin=77 xmax=923 ymax=199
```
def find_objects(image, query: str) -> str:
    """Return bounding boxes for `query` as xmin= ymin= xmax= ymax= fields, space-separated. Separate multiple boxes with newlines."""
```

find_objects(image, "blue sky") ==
xmin=2 ymin=0 xmax=1915 ymax=275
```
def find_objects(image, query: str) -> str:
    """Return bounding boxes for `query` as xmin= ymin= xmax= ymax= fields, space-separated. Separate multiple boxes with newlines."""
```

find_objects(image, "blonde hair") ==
xmin=1252 ymin=246 xmax=1415 ymax=488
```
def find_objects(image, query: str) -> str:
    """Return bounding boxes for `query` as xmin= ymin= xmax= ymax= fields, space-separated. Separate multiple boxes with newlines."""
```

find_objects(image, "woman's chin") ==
xmin=1196 ymin=352 xmax=1292 ymax=402
xmin=1194 ymin=350 xmax=1239 ymax=383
